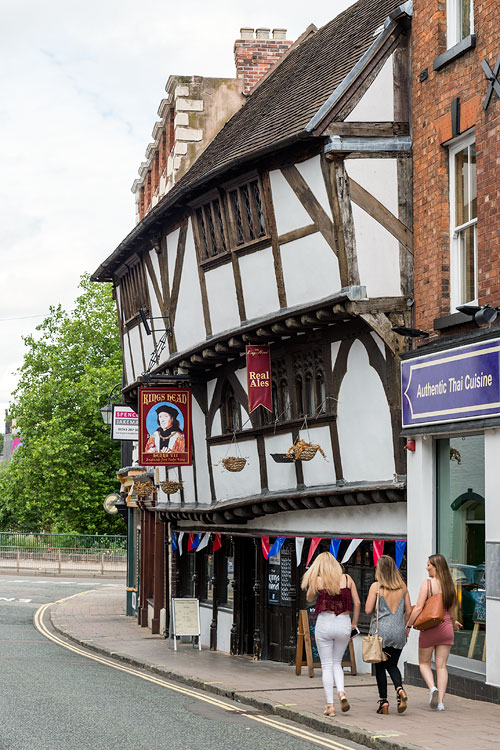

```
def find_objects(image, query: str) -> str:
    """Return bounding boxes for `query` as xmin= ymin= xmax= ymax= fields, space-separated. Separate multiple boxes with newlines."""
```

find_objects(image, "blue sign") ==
xmin=402 ymin=338 xmax=500 ymax=427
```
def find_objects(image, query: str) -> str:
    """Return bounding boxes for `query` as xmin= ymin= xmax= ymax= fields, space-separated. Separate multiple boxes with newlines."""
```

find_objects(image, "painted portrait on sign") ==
xmin=145 ymin=403 xmax=185 ymax=454
xmin=138 ymin=387 xmax=192 ymax=466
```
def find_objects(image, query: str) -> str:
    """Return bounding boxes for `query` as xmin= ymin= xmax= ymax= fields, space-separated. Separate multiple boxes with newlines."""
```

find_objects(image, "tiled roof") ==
xmin=93 ymin=0 xmax=405 ymax=281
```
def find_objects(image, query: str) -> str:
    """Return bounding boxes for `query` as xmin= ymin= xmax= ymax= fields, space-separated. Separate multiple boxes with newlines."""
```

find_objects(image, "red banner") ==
xmin=246 ymin=345 xmax=272 ymax=413
xmin=138 ymin=387 xmax=192 ymax=466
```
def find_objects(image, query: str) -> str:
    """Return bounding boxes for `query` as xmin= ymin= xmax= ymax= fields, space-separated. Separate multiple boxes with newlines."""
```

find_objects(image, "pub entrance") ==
xmin=265 ymin=541 xmax=297 ymax=662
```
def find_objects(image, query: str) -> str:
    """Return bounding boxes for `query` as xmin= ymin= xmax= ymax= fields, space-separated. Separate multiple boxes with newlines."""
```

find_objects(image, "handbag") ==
xmin=362 ymin=589 xmax=387 ymax=663
xmin=413 ymin=579 xmax=444 ymax=631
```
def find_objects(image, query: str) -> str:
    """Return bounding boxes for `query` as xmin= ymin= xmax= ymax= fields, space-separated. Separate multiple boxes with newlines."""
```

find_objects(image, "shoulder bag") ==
xmin=362 ymin=588 xmax=387 ymax=663
xmin=413 ymin=579 xmax=444 ymax=631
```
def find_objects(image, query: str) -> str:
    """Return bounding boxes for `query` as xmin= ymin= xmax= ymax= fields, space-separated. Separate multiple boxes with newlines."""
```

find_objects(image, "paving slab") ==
xmin=48 ymin=586 xmax=500 ymax=750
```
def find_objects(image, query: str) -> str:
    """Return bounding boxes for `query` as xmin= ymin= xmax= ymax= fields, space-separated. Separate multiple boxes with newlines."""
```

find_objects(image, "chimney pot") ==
xmin=239 ymin=27 xmax=254 ymax=40
xmin=255 ymin=28 xmax=270 ymax=40
xmin=272 ymin=28 xmax=287 ymax=40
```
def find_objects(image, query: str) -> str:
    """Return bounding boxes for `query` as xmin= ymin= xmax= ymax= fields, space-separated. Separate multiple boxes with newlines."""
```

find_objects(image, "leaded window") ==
xmin=227 ymin=178 xmax=267 ymax=247
xmin=221 ymin=382 xmax=242 ymax=434
xmin=194 ymin=196 xmax=228 ymax=259
xmin=120 ymin=261 xmax=149 ymax=323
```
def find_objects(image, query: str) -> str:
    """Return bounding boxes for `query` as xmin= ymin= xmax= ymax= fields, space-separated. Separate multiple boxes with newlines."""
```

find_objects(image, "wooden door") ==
xmin=265 ymin=542 xmax=296 ymax=662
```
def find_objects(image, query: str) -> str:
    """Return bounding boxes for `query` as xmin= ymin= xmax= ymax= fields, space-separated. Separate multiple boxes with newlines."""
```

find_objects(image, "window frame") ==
xmin=449 ymin=131 xmax=477 ymax=310
xmin=119 ymin=259 xmax=149 ymax=326
xmin=446 ymin=0 xmax=474 ymax=49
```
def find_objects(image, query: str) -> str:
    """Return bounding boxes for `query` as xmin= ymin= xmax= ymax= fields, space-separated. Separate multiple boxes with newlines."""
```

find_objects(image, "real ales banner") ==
xmin=138 ymin=387 xmax=192 ymax=466
xmin=246 ymin=345 xmax=272 ymax=413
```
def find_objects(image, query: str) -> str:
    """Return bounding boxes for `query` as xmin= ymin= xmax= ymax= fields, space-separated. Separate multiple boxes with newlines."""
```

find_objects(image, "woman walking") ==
xmin=405 ymin=554 xmax=462 ymax=711
xmin=301 ymin=552 xmax=360 ymax=718
xmin=365 ymin=555 xmax=412 ymax=714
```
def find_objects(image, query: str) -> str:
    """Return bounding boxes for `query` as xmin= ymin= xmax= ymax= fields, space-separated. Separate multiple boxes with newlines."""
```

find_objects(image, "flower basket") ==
xmin=160 ymin=480 xmax=183 ymax=494
xmin=134 ymin=480 xmax=154 ymax=497
xmin=286 ymin=439 xmax=326 ymax=462
xmin=222 ymin=456 xmax=247 ymax=472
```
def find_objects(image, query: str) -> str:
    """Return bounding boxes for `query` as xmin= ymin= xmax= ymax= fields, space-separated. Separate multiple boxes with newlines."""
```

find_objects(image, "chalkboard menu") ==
xmin=267 ymin=544 xmax=294 ymax=607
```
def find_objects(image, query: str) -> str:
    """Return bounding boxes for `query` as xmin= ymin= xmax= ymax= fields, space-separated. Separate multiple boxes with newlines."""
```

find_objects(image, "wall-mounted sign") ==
xmin=246 ymin=345 xmax=272 ymax=413
xmin=402 ymin=337 xmax=500 ymax=428
xmin=111 ymin=404 xmax=138 ymax=441
xmin=138 ymin=387 xmax=192 ymax=466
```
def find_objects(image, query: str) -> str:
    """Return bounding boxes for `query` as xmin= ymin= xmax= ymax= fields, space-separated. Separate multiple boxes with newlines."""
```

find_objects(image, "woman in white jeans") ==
xmin=301 ymin=552 xmax=360 ymax=717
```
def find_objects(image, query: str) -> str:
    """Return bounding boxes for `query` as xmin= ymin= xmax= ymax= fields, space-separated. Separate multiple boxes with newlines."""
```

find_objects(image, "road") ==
xmin=0 ymin=576 xmax=366 ymax=750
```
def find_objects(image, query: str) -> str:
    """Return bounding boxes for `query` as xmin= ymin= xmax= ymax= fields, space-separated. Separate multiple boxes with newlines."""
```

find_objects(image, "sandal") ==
xmin=376 ymin=699 xmax=389 ymax=715
xmin=323 ymin=704 xmax=336 ymax=717
xmin=396 ymin=687 xmax=407 ymax=714
xmin=339 ymin=694 xmax=350 ymax=713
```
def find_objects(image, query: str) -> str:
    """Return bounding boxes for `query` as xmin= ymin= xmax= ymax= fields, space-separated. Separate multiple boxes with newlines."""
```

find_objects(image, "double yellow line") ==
xmin=34 ymin=592 xmax=356 ymax=750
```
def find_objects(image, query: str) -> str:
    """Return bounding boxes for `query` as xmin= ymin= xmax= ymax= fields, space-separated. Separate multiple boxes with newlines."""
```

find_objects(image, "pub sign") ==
xmin=138 ymin=387 xmax=192 ymax=466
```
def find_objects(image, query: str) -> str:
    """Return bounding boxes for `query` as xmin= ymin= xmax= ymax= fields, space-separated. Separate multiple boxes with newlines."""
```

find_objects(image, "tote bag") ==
xmin=413 ymin=579 xmax=444 ymax=632
xmin=362 ymin=589 xmax=387 ymax=663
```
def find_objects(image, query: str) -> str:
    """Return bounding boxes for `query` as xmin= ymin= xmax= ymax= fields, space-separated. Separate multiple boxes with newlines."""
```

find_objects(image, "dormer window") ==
xmin=447 ymin=0 xmax=474 ymax=49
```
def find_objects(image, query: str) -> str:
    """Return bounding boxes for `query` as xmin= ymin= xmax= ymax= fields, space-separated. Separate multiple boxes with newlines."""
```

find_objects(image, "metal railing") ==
xmin=0 ymin=533 xmax=127 ymax=575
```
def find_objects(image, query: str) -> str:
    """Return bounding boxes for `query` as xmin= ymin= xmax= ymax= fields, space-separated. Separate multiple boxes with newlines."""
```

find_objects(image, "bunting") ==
xmin=373 ymin=539 xmax=385 ymax=566
xmin=196 ymin=532 xmax=211 ymax=552
xmin=261 ymin=535 xmax=270 ymax=559
xmin=295 ymin=537 xmax=305 ymax=567
xmin=213 ymin=533 xmax=222 ymax=552
xmin=340 ymin=538 xmax=363 ymax=564
xmin=188 ymin=533 xmax=202 ymax=551
xmin=178 ymin=531 xmax=185 ymax=556
xmin=268 ymin=536 xmax=286 ymax=558
xmin=329 ymin=538 xmax=341 ymax=559
xmin=171 ymin=531 xmax=178 ymax=551
xmin=306 ymin=537 xmax=322 ymax=567
xmin=395 ymin=540 xmax=406 ymax=569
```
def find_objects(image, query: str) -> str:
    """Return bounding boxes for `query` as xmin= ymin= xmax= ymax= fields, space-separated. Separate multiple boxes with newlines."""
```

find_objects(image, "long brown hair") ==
xmin=375 ymin=555 xmax=405 ymax=590
xmin=429 ymin=553 xmax=457 ymax=611
xmin=301 ymin=551 xmax=343 ymax=596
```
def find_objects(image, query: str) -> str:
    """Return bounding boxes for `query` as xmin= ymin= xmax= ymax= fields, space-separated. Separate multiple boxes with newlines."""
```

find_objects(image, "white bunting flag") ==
xmin=196 ymin=532 xmax=211 ymax=552
xmin=340 ymin=538 xmax=363 ymax=564
xmin=178 ymin=531 xmax=185 ymax=556
xmin=295 ymin=537 xmax=305 ymax=566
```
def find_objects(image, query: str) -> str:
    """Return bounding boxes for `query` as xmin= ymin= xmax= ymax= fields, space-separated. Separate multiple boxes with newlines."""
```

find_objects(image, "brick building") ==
xmin=402 ymin=0 xmax=500 ymax=702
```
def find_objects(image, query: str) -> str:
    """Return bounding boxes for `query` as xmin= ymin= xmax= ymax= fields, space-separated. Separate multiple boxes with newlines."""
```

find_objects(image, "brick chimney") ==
xmin=234 ymin=28 xmax=293 ymax=95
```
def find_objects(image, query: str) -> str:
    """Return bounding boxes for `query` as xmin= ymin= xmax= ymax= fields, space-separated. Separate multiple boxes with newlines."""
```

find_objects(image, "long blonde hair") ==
xmin=375 ymin=555 xmax=405 ymax=590
xmin=301 ymin=551 xmax=343 ymax=596
xmin=429 ymin=553 xmax=457 ymax=611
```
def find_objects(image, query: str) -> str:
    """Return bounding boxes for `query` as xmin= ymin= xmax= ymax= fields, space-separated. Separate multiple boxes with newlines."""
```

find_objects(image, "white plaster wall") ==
xmin=346 ymin=158 xmax=398 ymax=217
xmin=147 ymin=248 xmax=163 ymax=320
xmin=210 ymin=440 xmax=261 ymax=500
xmin=216 ymin=610 xmax=233 ymax=653
xmin=211 ymin=411 xmax=222 ymax=437
xmin=205 ymin=263 xmax=240 ymax=334
xmin=370 ymin=332 xmax=386 ymax=358
xmin=337 ymin=340 xmax=395 ymax=481
xmin=200 ymin=603 xmax=211 ymax=648
xmin=484 ymin=428 xmax=500 ymax=687
xmin=295 ymin=155 xmax=332 ymax=218
xmin=122 ymin=329 xmax=134 ymax=386
xmin=180 ymin=465 xmax=195 ymax=504
xmin=269 ymin=169 xmax=311 ymax=235
xmin=239 ymin=246 xmax=280 ymax=321
xmin=193 ymin=398 xmax=211 ymax=504
xmin=331 ymin=340 xmax=342 ymax=371
xmin=247 ymin=502 xmax=407 ymax=536
xmin=128 ymin=324 xmax=144 ymax=376
xmin=173 ymin=222 xmax=206 ymax=352
xmin=281 ymin=234 xmax=341 ymax=308
xmin=298 ymin=426 xmax=337 ymax=485
xmin=167 ymin=227 xmax=180 ymax=285
xmin=234 ymin=368 xmax=248 ymax=396
xmin=345 ymin=56 xmax=394 ymax=121
xmin=264 ymin=432 xmax=296 ymax=492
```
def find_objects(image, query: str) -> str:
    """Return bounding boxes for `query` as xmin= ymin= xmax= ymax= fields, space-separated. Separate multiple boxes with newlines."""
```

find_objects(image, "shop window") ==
xmin=447 ymin=0 xmax=474 ymax=49
xmin=218 ymin=550 xmax=234 ymax=609
xmin=201 ymin=553 xmax=215 ymax=603
xmin=449 ymin=134 xmax=477 ymax=307
xmin=437 ymin=435 xmax=485 ymax=661
xmin=221 ymin=382 xmax=242 ymax=433
xmin=120 ymin=261 xmax=149 ymax=323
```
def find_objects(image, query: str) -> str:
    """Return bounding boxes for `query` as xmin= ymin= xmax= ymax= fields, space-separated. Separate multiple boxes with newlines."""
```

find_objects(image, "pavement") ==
xmin=48 ymin=587 xmax=499 ymax=750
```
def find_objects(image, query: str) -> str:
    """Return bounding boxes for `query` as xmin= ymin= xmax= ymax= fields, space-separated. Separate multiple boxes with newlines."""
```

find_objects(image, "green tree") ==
xmin=0 ymin=275 xmax=125 ymax=533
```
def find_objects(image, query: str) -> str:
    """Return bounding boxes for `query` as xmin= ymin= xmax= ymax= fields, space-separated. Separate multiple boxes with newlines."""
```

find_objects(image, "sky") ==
xmin=0 ymin=0 xmax=355 ymax=424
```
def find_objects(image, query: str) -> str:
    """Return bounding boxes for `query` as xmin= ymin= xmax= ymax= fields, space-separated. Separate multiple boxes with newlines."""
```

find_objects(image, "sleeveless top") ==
xmin=315 ymin=575 xmax=353 ymax=615
xmin=369 ymin=587 xmax=406 ymax=649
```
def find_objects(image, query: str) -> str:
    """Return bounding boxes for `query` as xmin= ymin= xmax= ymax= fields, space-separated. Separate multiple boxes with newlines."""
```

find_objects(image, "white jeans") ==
xmin=315 ymin=612 xmax=351 ymax=703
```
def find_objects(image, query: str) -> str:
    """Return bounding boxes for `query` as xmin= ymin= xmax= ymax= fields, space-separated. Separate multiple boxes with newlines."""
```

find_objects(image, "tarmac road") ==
xmin=0 ymin=576 xmax=366 ymax=750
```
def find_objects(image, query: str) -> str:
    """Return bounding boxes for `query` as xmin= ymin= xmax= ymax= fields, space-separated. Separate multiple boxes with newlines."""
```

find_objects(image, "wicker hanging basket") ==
xmin=134 ymin=480 xmax=154 ymax=497
xmin=160 ymin=479 xmax=183 ymax=494
xmin=286 ymin=439 xmax=326 ymax=462
xmin=222 ymin=456 xmax=247 ymax=472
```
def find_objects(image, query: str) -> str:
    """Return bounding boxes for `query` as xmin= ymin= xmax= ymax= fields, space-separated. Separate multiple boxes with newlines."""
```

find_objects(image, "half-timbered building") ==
xmin=93 ymin=0 xmax=413 ymax=666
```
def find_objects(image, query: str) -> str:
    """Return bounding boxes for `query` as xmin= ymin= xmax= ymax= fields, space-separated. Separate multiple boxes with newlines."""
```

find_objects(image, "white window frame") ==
xmin=446 ymin=0 xmax=474 ymax=49
xmin=449 ymin=131 xmax=477 ymax=310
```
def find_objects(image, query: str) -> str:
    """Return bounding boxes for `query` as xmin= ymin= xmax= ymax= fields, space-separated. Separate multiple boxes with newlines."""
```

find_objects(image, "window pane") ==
xmin=458 ymin=224 xmax=476 ymax=303
xmin=460 ymin=0 xmax=472 ymax=39
xmin=437 ymin=436 xmax=486 ymax=661
xmin=455 ymin=146 xmax=468 ymax=226
xmin=469 ymin=143 xmax=477 ymax=220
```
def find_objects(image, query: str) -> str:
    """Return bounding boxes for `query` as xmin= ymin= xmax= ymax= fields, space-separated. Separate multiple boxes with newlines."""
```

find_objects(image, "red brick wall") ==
xmin=234 ymin=33 xmax=293 ymax=94
xmin=412 ymin=0 xmax=500 ymax=336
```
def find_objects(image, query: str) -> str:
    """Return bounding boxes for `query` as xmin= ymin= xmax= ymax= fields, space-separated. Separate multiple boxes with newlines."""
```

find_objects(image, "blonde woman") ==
xmin=406 ymin=554 xmax=462 ymax=711
xmin=301 ymin=551 xmax=360 ymax=717
xmin=365 ymin=555 xmax=412 ymax=714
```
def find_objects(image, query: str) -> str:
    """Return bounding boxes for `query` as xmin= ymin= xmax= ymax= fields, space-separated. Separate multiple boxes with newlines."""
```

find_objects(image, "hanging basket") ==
xmin=160 ymin=479 xmax=183 ymax=494
xmin=286 ymin=439 xmax=326 ymax=462
xmin=134 ymin=480 xmax=154 ymax=497
xmin=222 ymin=456 xmax=247 ymax=472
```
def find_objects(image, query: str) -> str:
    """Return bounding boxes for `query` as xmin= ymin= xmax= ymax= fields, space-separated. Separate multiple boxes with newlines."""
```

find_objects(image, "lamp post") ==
xmin=99 ymin=384 xmax=123 ymax=427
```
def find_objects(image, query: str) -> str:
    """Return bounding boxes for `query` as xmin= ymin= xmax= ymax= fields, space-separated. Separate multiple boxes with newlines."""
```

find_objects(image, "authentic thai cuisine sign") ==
xmin=246 ymin=345 xmax=272 ymax=413
xmin=138 ymin=387 xmax=192 ymax=466
xmin=402 ymin=338 xmax=500 ymax=428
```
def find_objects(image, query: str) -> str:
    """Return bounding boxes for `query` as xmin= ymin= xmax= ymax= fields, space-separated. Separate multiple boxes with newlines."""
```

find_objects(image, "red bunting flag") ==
xmin=306 ymin=537 xmax=322 ymax=566
xmin=261 ymin=535 xmax=270 ymax=559
xmin=213 ymin=533 xmax=222 ymax=552
xmin=187 ymin=533 xmax=195 ymax=552
xmin=373 ymin=539 xmax=385 ymax=566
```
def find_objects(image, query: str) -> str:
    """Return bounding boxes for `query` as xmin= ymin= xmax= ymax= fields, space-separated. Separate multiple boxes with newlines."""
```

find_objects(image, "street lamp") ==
xmin=99 ymin=384 xmax=123 ymax=426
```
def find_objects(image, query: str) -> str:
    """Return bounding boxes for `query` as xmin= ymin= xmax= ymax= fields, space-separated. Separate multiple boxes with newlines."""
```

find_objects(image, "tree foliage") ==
xmin=0 ymin=275 xmax=126 ymax=533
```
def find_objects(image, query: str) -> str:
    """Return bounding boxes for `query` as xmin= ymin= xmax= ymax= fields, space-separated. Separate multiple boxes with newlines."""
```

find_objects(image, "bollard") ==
xmin=101 ymin=553 xmax=104 ymax=575
xmin=58 ymin=549 xmax=61 ymax=574
xmin=16 ymin=549 xmax=20 ymax=573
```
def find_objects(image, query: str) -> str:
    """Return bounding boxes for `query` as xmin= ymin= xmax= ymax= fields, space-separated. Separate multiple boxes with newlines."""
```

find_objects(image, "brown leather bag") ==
xmin=413 ymin=579 xmax=444 ymax=631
